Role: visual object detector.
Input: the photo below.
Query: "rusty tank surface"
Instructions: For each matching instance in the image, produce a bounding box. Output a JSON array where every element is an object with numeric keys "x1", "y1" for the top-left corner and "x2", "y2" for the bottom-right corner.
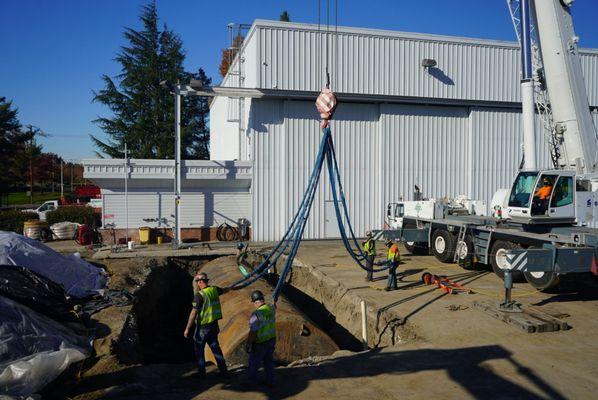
[{"x1": 197, "y1": 256, "x2": 339, "y2": 365}]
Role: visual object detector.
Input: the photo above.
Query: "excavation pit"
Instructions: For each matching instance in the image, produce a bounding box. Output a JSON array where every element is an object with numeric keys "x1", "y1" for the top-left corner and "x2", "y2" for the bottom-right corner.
[{"x1": 109, "y1": 255, "x2": 354, "y2": 367}]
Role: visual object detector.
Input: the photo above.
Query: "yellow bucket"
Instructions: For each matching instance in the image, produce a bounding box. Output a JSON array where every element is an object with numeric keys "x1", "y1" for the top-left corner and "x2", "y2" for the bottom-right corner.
[{"x1": 139, "y1": 227, "x2": 151, "y2": 245}]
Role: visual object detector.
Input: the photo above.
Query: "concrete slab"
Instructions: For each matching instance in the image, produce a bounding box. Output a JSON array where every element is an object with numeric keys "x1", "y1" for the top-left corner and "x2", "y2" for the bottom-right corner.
[{"x1": 284, "y1": 240, "x2": 598, "y2": 399}]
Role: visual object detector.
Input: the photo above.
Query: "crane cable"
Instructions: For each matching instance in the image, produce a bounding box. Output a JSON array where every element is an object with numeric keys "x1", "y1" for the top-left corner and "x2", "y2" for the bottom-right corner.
[{"x1": 226, "y1": 0, "x2": 393, "y2": 302}]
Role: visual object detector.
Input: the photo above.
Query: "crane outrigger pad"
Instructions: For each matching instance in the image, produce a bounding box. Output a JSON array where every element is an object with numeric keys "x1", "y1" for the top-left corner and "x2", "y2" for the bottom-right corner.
[{"x1": 473, "y1": 300, "x2": 570, "y2": 333}]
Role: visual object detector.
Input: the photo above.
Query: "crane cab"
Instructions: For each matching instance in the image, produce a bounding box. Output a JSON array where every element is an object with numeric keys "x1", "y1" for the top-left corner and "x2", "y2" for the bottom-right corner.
[{"x1": 507, "y1": 169, "x2": 577, "y2": 223}]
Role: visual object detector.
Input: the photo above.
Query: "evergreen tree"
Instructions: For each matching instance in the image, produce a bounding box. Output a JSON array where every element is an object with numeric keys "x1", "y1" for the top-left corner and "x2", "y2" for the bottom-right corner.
[
  {"x1": 183, "y1": 68, "x2": 211, "y2": 159},
  {"x1": 91, "y1": 3, "x2": 211, "y2": 159},
  {"x1": 0, "y1": 97, "x2": 28, "y2": 195},
  {"x1": 280, "y1": 11, "x2": 291, "y2": 22}
]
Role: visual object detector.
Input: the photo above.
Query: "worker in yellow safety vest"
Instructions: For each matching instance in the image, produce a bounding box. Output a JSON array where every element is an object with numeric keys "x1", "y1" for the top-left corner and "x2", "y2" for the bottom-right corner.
[
  {"x1": 184, "y1": 272, "x2": 230, "y2": 379},
  {"x1": 245, "y1": 290, "x2": 276, "y2": 387},
  {"x1": 362, "y1": 230, "x2": 376, "y2": 282},
  {"x1": 385, "y1": 239, "x2": 401, "y2": 291}
]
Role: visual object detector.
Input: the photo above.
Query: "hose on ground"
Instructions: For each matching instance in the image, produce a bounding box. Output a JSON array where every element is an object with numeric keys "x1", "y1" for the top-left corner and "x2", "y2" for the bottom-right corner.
[{"x1": 216, "y1": 223, "x2": 238, "y2": 241}]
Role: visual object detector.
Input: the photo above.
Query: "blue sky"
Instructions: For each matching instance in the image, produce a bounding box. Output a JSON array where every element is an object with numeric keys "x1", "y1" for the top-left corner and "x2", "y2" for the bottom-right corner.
[{"x1": 1, "y1": 0, "x2": 597, "y2": 160}]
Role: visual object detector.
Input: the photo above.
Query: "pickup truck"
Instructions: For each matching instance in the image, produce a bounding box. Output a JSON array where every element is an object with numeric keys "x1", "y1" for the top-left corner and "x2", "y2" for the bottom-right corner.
[
  {"x1": 23, "y1": 200, "x2": 59, "y2": 221},
  {"x1": 23, "y1": 198, "x2": 102, "y2": 221}
]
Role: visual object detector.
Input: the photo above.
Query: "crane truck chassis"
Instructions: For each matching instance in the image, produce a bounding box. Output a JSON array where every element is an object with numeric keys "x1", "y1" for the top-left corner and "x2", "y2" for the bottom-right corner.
[
  {"x1": 375, "y1": 208, "x2": 598, "y2": 291},
  {"x1": 375, "y1": 0, "x2": 598, "y2": 292}
]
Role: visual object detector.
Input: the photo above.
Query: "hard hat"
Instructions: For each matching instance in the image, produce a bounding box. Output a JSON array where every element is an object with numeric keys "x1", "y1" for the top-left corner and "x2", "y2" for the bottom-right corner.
[
  {"x1": 251, "y1": 290, "x2": 265, "y2": 302},
  {"x1": 366, "y1": 230, "x2": 372, "y2": 237},
  {"x1": 385, "y1": 239, "x2": 393, "y2": 246},
  {"x1": 236, "y1": 242, "x2": 245, "y2": 250}
]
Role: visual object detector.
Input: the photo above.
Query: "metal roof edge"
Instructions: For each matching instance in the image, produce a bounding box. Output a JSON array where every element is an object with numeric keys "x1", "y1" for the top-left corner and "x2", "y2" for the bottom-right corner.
[
  {"x1": 250, "y1": 19, "x2": 520, "y2": 49},
  {"x1": 250, "y1": 19, "x2": 598, "y2": 54}
]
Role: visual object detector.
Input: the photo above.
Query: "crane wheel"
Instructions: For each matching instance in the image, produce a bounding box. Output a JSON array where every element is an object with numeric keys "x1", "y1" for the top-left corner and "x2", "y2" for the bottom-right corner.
[
  {"x1": 524, "y1": 271, "x2": 560, "y2": 291},
  {"x1": 489, "y1": 240, "x2": 525, "y2": 282},
  {"x1": 456, "y1": 234, "x2": 476, "y2": 270},
  {"x1": 431, "y1": 229, "x2": 456, "y2": 263}
]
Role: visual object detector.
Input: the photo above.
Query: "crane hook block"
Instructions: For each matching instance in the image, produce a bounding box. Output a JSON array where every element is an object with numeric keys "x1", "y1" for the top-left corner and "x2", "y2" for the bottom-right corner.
[{"x1": 316, "y1": 88, "x2": 337, "y2": 129}]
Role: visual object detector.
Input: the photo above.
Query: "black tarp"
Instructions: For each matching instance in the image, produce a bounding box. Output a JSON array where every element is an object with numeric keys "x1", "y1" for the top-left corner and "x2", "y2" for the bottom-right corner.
[{"x1": 0, "y1": 265, "x2": 78, "y2": 323}]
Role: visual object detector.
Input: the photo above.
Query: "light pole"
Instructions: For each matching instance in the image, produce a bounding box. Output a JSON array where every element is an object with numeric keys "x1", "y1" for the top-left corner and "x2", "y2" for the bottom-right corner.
[
  {"x1": 60, "y1": 160, "x2": 64, "y2": 198},
  {"x1": 25, "y1": 125, "x2": 47, "y2": 204},
  {"x1": 173, "y1": 85, "x2": 182, "y2": 249},
  {"x1": 124, "y1": 143, "x2": 129, "y2": 246}
]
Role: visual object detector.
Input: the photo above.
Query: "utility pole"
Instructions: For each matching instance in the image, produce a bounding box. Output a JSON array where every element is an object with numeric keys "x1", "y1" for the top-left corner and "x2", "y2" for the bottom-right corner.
[
  {"x1": 24, "y1": 125, "x2": 47, "y2": 203},
  {"x1": 70, "y1": 163, "x2": 74, "y2": 192},
  {"x1": 124, "y1": 144, "x2": 129, "y2": 245},
  {"x1": 173, "y1": 85, "x2": 182, "y2": 249},
  {"x1": 28, "y1": 126, "x2": 33, "y2": 204},
  {"x1": 60, "y1": 160, "x2": 64, "y2": 198}
]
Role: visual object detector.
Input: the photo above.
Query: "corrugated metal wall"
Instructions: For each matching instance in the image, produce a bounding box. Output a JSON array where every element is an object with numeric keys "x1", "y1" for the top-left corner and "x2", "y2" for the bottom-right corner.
[
  {"x1": 284, "y1": 101, "x2": 380, "y2": 239},
  {"x1": 251, "y1": 99, "x2": 381, "y2": 241},
  {"x1": 380, "y1": 104, "x2": 469, "y2": 209},
  {"x1": 580, "y1": 51, "x2": 598, "y2": 106},
  {"x1": 102, "y1": 191, "x2": 251, "y2": 229},
  {"x1": 253, "y1": 23, "x2": 598, "y2": 106},
  {"x1": 245, "y1": 22, "x2": 598, "y2": 241},
  {"x1": 251, "y1": 100, "x2": 287, "y2": 241},
  {"x1": 250, "y1": 98, "x2": 585, "y2": 241},
  {"x1": 468, "y1": 108, "x2": 553, "y2": 208}
]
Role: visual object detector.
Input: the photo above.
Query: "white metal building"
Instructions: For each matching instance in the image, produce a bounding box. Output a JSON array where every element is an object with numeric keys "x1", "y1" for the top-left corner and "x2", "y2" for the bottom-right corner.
[
  {"x1": 85, "y1": 20, "x2": 598, "y2": 242},
  {"x1": 211, "y1": 20, "x2": 598, "y2": 241},
  {"x1": 83, "y1": 159, "x2": 252, "y2": 241}
]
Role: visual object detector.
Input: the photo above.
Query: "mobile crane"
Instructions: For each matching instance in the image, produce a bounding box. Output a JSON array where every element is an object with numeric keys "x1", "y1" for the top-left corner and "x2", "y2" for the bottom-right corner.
[{"x1": 382, "y1": 0, "x2": 598, "y2": 290}]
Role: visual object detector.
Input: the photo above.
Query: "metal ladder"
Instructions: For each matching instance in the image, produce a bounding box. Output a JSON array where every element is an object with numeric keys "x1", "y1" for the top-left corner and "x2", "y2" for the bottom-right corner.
[{"x1": 454, "y1": 225, "x2": 467, "y2": 262}]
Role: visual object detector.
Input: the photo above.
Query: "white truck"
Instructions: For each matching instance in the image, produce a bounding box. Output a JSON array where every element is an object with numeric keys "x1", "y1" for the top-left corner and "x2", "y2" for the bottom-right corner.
[
  {"x1": 22, "y1": 199, "x2": 102, "y2": 221},
  {"x1": 379, "y1": 0, "x2": 598, "y2": 291},
  {"x1": 23, "y1": 200, "x2": 59, "y2": 221}
]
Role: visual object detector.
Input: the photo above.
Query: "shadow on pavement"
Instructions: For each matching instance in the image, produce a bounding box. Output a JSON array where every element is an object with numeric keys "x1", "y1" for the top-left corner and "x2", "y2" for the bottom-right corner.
[
  {"x1": 533, "y1": 274, "x2": 598, "y2": 306},
  {"x1": 222, "y1": 345, "x2": 566, "y2": 400},
  {"x1": 53, "y1": 345, "x2": 565, "y2": 400}
]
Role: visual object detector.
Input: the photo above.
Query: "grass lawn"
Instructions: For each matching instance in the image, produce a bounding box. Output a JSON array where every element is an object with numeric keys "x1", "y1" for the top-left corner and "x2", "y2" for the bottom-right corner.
[{"x1": 7, "y1": 192, "x2": 62, "y2": 206}]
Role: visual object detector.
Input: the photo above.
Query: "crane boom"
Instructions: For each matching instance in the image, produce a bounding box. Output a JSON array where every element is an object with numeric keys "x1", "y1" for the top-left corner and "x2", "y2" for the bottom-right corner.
[{"x1": 533, "y1": 0, "x2": 598, "y2": 174}]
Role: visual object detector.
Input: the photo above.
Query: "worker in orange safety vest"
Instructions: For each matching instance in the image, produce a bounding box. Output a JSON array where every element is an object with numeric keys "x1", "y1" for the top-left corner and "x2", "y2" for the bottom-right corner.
[
  {"x1": 385, "y1": 239, "x2": 400, "y2": 291},
  {"x1": 535, "y1": 177, "x2": 554, "y2": 200}
]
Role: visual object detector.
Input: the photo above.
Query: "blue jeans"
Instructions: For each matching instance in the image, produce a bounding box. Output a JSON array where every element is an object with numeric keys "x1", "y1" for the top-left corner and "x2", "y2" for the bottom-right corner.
[
  {"x1": 365, "y1": 255, "x2": 375, "y2": 281},
  {"x1": 248, "y1": 339, "x2": 275, "y2": 384},
  {"x1": 193, "y1": 322, "x2": 227, "y2": 376},
  {"x1": 387, "y1": 261, "x2": 398, "y2": 289}
]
